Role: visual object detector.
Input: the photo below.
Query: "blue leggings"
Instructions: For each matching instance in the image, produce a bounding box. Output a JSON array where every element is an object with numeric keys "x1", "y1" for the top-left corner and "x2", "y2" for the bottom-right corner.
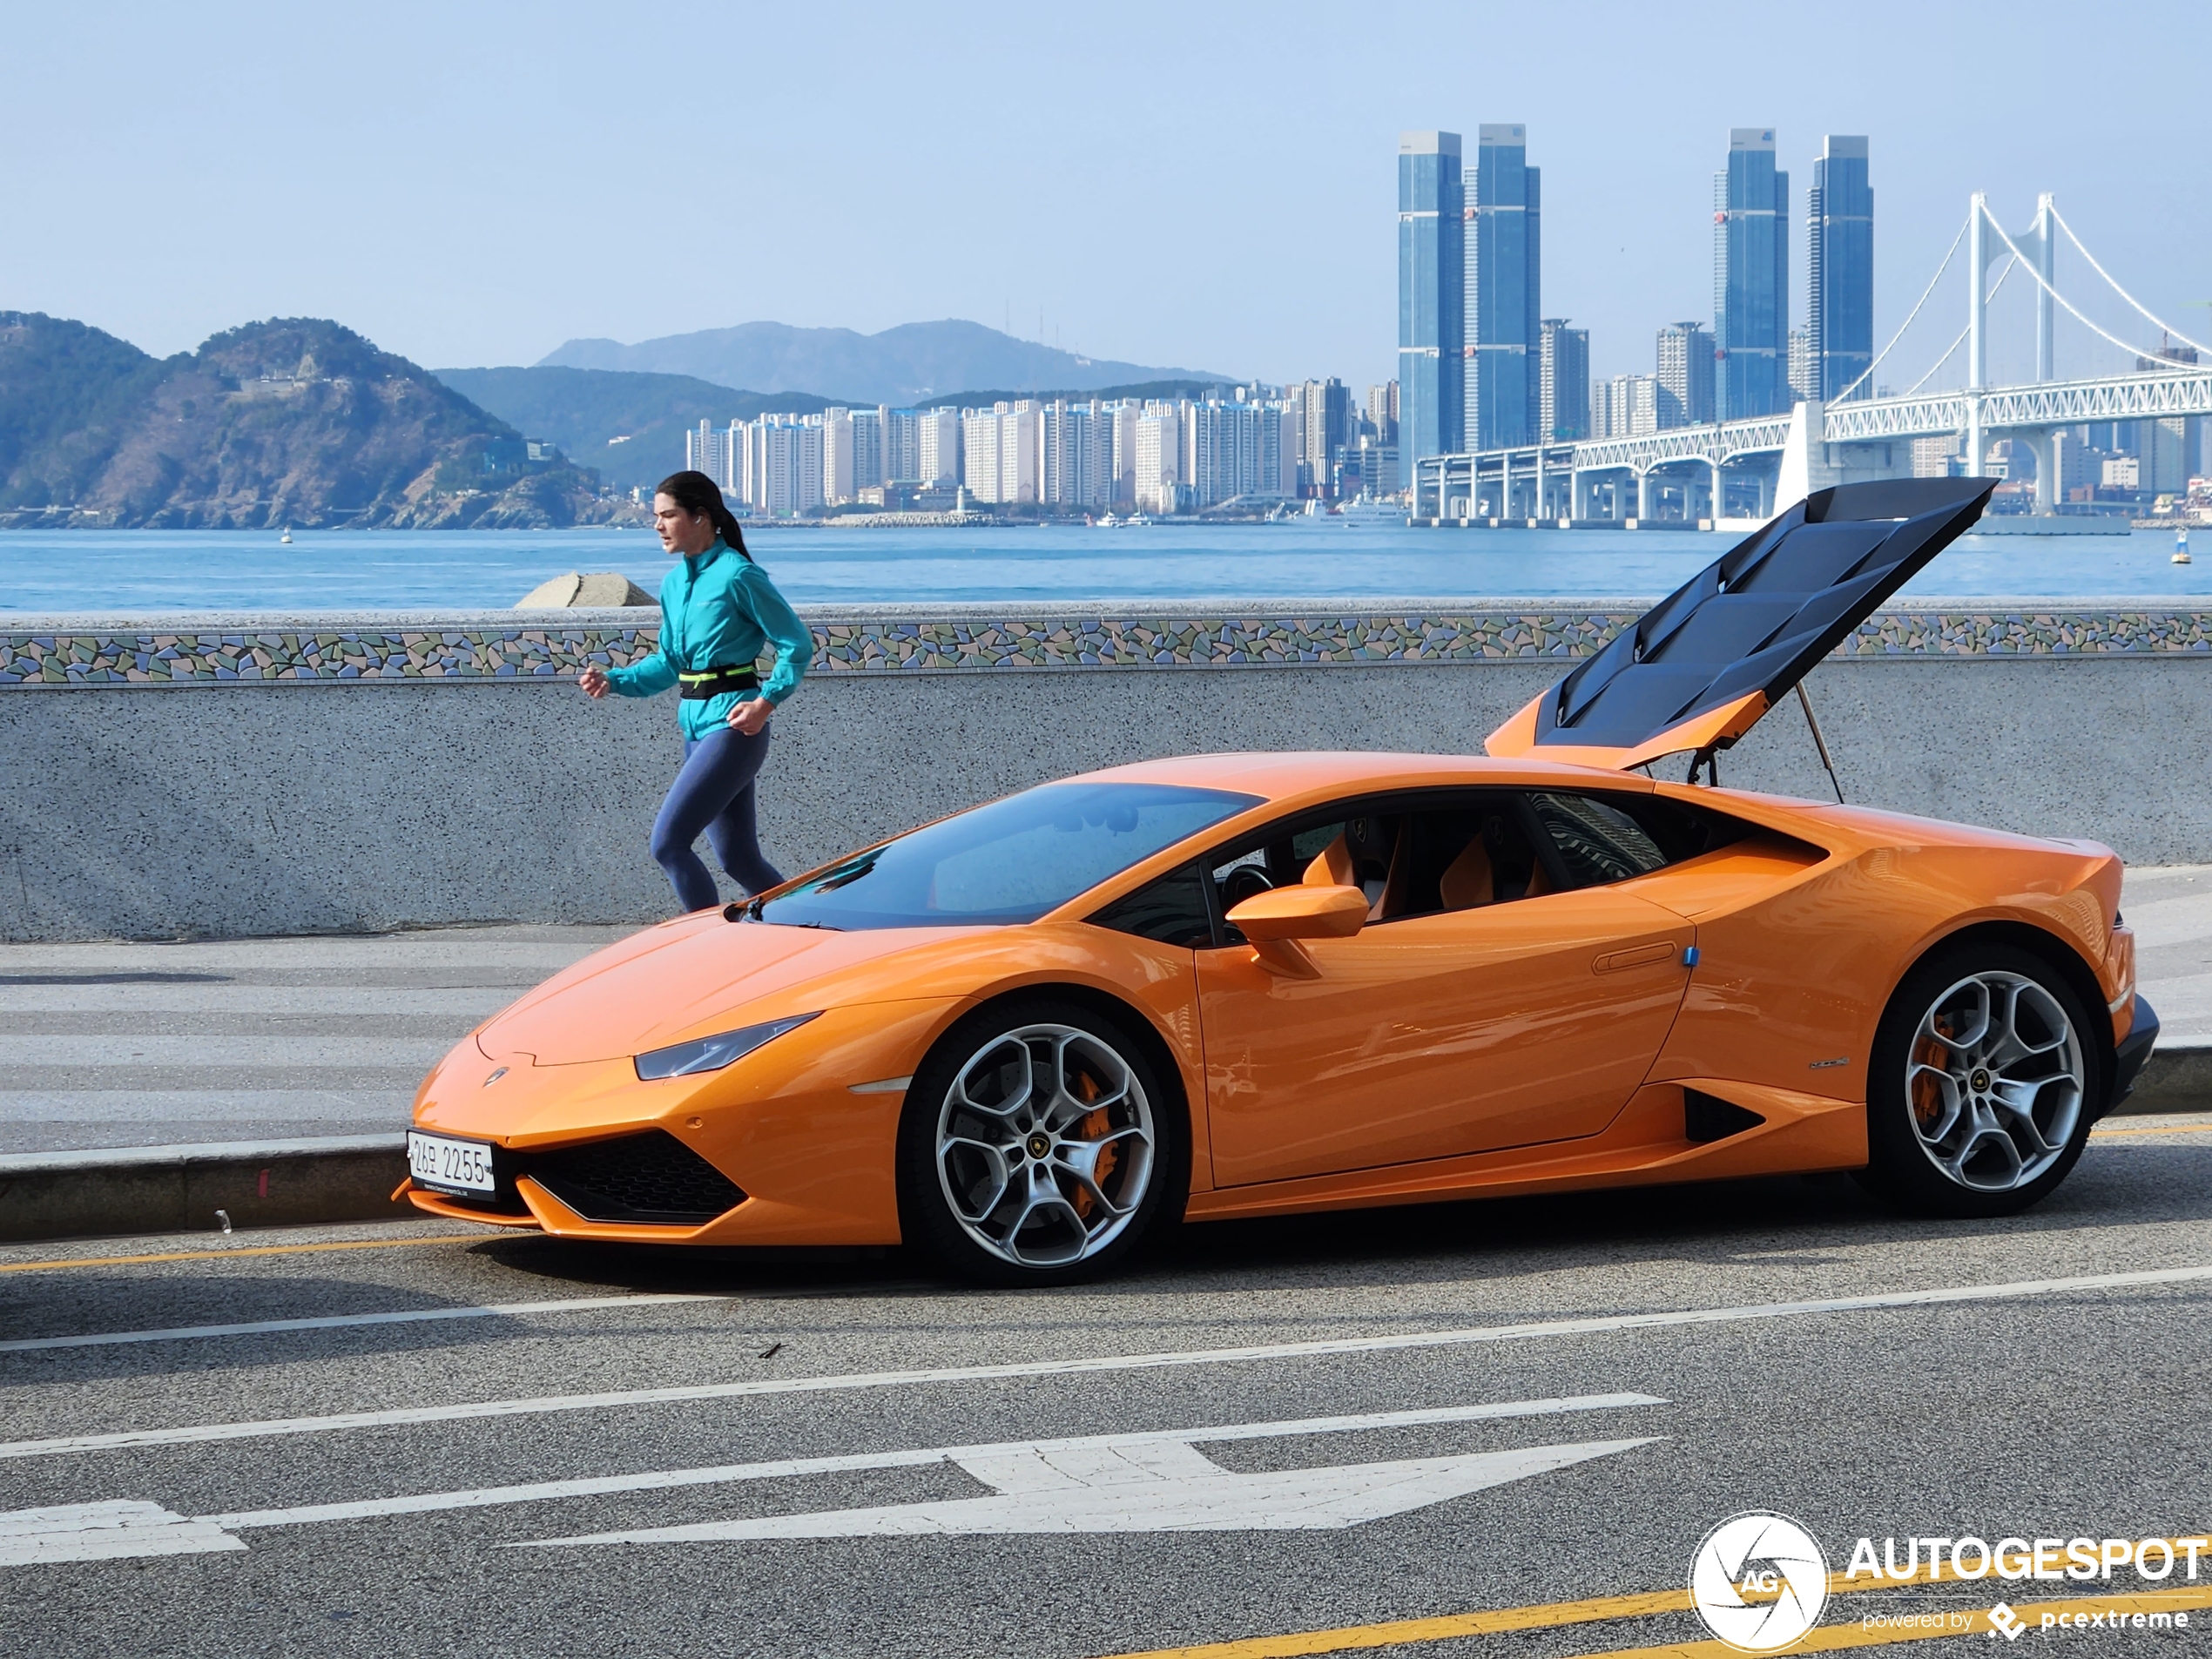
[{"x1": 649, "y1": 725, "x2": 783, "y2": 911}]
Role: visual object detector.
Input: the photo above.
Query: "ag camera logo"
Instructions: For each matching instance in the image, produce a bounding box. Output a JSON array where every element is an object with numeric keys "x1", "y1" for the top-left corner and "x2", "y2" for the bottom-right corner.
[{"x1": 1690, "y1": 1511, "x2": 1831, "y2": 1651}]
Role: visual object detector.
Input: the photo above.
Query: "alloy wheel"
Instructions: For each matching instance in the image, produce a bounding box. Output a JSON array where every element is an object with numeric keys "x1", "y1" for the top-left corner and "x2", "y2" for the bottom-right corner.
[
  {"x1": 1905, "y1": 970, "x2": 2085, "y2": 1192},
  {"x1": 934, "y1": 1022, "x2": 1157, "y2": 1268}
]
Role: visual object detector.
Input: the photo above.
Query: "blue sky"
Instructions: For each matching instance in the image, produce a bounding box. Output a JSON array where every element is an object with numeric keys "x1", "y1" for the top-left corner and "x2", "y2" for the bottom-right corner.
[{"x1": 5, "y1": 0, "x2": 2205, "y2": 394}]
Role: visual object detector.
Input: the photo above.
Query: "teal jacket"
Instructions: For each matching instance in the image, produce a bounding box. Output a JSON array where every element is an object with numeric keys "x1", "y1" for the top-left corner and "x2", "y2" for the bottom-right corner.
[{"x1": 605, "y1": 539, "x2": 812, "y2": 740}]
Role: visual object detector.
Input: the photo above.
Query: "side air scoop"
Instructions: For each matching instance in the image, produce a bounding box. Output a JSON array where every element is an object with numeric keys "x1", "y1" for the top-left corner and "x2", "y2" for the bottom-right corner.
[{"x1": 1486, "y1": 476, "x2": 1994, "y2": 772}]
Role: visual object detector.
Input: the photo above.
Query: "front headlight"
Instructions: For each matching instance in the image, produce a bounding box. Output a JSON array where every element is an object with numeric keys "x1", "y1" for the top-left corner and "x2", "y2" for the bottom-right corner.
[{"x1": 634, "y1": 1013, "x2": 819, "y2": 1081}]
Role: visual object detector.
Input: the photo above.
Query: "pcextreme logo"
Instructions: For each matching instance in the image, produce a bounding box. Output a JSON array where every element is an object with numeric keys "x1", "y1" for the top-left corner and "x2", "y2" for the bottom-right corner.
[{"x1": 1689, "y1": 1512, "x2": 1831, "y2": 1652}]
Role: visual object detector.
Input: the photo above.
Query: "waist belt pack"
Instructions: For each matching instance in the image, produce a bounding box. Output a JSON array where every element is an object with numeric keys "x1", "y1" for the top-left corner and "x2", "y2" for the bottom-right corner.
[{"x1": 678, "y1": 665, "x2": 760, "y2": 700}]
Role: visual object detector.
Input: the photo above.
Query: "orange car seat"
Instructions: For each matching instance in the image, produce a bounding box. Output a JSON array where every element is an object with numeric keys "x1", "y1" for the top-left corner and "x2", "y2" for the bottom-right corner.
[{"x1": 1437, "y1": 836, "x2": 1495, "y2": 910}]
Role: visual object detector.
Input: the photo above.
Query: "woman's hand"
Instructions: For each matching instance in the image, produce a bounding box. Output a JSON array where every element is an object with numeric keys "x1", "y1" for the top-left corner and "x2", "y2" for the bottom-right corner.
[
  {"x1": 727, "y1": 695, "x2": 772, "y2": 736},
  {"x1": 578, "y1": 664, "x2": 610, "y2": 699}
]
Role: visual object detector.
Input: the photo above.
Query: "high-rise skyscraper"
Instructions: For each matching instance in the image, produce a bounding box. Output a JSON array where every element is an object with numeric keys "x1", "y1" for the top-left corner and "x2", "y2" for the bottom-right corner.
[
  {"x1": 1398, "y1": 131, "x2": 1464, "y2": 466},
  {"x1": 1299, "y1": 378, "x2": 1351, "y2": 498},
  {"x1": 1713, "y1": 127, "x2": 1789, "y2": 421},
  {"x1": 1467, "y1": 124, "x2": 1541, "y2": 450},
  {"x1": 1809, "y1": 136, "x2": 1872, "y2": 402},
  {"x1": 1787, "y1": 328, "x2": 1815, "y2": 405},
  {"x1": 1656, "y1": 322, "x2": 1715, "y2": 428},
  {"x1": 1366, "y1": 381, "x2": 1399, "y2": 445},
  {"x1": 1537, "y1": 320, "x2": 1588, "y2": 441}
]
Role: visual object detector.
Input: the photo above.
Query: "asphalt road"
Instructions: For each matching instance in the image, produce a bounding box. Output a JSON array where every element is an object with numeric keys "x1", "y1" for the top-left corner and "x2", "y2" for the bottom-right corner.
[{"x1": 4, "y1": 1117, "x2": 2210, "y2": 1658}]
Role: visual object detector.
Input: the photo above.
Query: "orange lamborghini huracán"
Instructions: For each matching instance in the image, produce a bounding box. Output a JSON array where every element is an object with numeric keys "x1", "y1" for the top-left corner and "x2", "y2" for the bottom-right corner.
[{"x1": 405, "y1": 478, "x2": 2157, "y2": 1283}]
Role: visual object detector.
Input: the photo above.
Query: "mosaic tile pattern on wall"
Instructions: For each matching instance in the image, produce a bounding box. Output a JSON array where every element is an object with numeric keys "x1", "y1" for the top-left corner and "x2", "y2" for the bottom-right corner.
[{"x1": 3, "y1": 610, "x2": 2211, "y2": 685}]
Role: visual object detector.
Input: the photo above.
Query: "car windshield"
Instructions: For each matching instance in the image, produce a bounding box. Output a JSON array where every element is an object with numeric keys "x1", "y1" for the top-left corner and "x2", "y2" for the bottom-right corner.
[{"x1": 755, "y1": 781, "x2": 1261, "y2": 931}]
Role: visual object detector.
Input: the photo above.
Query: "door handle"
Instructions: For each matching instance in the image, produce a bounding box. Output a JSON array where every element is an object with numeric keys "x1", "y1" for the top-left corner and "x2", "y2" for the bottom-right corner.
[{"x1": 1593, "y1": 941, "x2": 1679, "y2": 974}]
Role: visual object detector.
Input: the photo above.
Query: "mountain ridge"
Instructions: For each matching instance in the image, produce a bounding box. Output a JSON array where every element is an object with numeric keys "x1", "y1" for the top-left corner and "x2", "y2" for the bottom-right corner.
[
  {"x1": 537, "y1": 318, "x2": 1226, "y2": 407},
  {"x1": 0, "y1": 314, "x2": 623, "y2": 529}
]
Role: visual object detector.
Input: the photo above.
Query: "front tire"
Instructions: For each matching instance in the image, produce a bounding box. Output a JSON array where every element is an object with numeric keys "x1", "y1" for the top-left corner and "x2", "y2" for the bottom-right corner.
[
  {"x1": 1861, "y1": 942, "x2": 2101, "y2": 1218},
  {"x1": 897, "y1": 999, "x2": 1184, "y2": 1285}
]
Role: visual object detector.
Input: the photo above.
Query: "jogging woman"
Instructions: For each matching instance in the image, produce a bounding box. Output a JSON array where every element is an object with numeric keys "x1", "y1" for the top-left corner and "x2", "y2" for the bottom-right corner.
[{"x1": 578, "y1": 470, "x2": 811, "y2": 911}]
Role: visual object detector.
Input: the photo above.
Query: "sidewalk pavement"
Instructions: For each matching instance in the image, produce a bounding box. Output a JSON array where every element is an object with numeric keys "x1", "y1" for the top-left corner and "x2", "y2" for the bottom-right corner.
[
  {"x1": 2, "y1": 874, "x2": 2209, "y2": 1239},
  {"x1": 0, "y1": 926, "x2": 626, "y2": 1157}
]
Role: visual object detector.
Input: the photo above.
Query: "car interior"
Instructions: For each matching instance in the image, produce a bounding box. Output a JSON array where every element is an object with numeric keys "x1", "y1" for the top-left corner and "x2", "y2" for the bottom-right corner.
[{"x1": 1206, "y1": 789, "x2": 1745, "y2": 934}]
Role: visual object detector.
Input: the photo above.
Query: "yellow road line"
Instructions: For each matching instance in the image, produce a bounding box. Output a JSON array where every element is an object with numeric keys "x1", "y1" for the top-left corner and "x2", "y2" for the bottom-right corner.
[
  {"x1": 0, "y1": 1234, "x2": 492, "y2": 1275},
  {"x1": 1104, "y1": 1589, "x2": 1692, "y2": 1659},
  {"x1": 2092, "y1": 1119, "x2": 2212, "y2": 1136},
  {"x1": 1103, "y1": 1552, "x2": 2212, "y2": 1659},
  {"x1": 1567, "y1": 1587, "x2": 2212, "y2": 1659}
]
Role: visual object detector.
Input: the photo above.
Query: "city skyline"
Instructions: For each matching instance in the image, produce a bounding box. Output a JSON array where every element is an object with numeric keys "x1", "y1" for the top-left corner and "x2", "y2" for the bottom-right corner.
[{"x1": 2, "y1": 1, "x2": 2203, "y2": 395}]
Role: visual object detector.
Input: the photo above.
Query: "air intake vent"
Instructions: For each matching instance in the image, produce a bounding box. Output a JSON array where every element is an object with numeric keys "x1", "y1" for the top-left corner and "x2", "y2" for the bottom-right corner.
[
  {"x1": 1684, "y1": 1089, "x2": 1765, "y2": 1144},
  {"x1": 523, "y1": 1130, "x2": 745, "y2": 1224}
]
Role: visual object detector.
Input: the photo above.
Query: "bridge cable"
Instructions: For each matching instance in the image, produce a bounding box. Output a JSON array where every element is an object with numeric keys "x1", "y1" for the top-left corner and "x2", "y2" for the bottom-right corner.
[
  {"x1": 1982, "y1": 213, "x2": 2176, "y2": 368},
  {"x1": 1903, "y1": 258, "x2": 2017, "y2": 396},
  {"x1": 1831, "y1": 213, "x2": 1970, "y2": 404},
  {"x1": 2047, "y1": 202, "x2": 2212, "y2": 360}
]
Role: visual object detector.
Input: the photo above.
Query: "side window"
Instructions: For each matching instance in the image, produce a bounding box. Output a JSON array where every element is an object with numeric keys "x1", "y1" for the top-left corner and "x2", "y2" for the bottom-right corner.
[
  {"x1": 1200, "y1": 793, "x2": 1555, "y2": 929},
  {"x1": 1087, "y1": 863, "x2": 1215, "y2": 948},
  {"x1": 1525, "y1": 792, "x2": 1741, "y2": 887}
]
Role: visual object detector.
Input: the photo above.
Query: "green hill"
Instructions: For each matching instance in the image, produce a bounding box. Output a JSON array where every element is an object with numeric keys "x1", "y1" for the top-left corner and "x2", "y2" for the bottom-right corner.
[{"x1": 0, "y1": 314, "x2": 624, "y2": 529}]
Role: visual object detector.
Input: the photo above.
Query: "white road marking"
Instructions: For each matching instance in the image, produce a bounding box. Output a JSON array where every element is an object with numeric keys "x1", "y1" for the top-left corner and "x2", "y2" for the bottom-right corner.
[
  {"x1": 2, "y1": 1035, "x2": 451, "y2": 1068},
  {"x1": 203, "y1": 1394, "x2": 1657, "y2": 1531},
  {"x1": 517, "y1": 1435, "x2": 1661, "y2": 1544},
  {"x1": 7, "y1": 1263, "x2": 2207, "y2": 1463},
  {"x1": 0, "y1": 1501, "x2": 246, "y2": 1567},
  {"x1": 0, "y1": 1292, "x2": 727, "y2": 1355},
  {"x1": 0, "y1": 1395, "x2": 1662, "y2": 1563},
  {"x1": 0, "y1": 986, "x2": 514, "y2": 1015}
]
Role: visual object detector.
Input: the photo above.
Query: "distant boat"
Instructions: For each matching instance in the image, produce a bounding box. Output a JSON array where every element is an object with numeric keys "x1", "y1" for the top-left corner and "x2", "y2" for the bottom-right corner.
[
  {"x1": 1332, "y1": 495, "x2": 1406, "y2": 523},
  {"x1": 1094, "y1": 511, "x2": 1123, "y2": 529},
  {"x1": 1125, "y1": 512, "x2": 1153, "y2": 527},
  {"x1": 279, "y1": 526, "x2": 293, "y2": 544},
  {"x1": 2176, "y1": 528, "x2": 2192, "y2": 564}
]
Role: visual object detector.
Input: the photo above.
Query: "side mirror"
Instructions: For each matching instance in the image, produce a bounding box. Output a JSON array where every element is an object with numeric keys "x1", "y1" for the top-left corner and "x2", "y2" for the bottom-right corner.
[{"x1": 1225, "y1": 884, "x2": 1368, "y2": 941}]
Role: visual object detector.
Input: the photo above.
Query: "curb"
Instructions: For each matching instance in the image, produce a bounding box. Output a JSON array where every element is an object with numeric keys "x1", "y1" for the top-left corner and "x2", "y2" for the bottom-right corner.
[
  {"x1": 2114, "y1": 1042, "x2": 2212, "y2": 1116},
  {"x1": 0, "y1": 1136, "x2": 408, "y2": 1244}
]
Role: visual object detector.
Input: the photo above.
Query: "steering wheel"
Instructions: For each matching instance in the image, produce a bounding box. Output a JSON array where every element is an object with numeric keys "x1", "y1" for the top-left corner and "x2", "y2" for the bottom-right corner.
[{"x1": 1221, "y1": 866, "x2": 1275, "y2": 909}]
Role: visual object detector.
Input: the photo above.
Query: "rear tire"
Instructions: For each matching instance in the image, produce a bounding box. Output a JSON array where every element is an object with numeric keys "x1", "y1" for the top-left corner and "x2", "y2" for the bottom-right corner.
[
  {"x1": 1860, "y1": 942, "x2": 2101, "y2": 1218},
  {"x1": 897, "y1": 998, "x2": 1186, "y2": 1286}
]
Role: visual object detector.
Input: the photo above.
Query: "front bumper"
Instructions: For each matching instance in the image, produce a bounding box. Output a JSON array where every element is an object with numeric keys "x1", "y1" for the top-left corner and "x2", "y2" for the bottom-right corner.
[{"x1": 2107, "y1": 993, "x2": 2161, "y2": 1116}]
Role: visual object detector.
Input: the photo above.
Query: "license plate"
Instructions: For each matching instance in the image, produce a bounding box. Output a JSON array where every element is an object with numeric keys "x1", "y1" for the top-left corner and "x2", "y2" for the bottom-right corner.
[{"x1": 408, "y1": 1130, "x2": 496, "y2": 1193}]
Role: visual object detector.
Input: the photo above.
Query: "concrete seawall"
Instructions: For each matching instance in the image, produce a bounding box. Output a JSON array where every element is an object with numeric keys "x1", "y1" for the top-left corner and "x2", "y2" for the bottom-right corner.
[{"x1": 4, "y1": 604, "x2": 2209, "y2": 941}]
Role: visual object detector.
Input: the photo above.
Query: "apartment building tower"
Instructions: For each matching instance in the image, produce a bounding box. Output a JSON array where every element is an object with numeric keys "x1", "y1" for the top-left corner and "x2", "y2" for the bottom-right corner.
[
  {"x1": 1537, "y1": 320, "x2": 1588, "y2": 442},
  {"x1": 1398, "y1": 131, "x2": 1465, "y2": 467},
  {"x1": 1466, "y1": 123, "x2": 1541, "y2": 450},
  {"x1": 1656, "y1": 322, "x2": 1715, "y2": 428},
  {"x1": 1714, "y1": 127, "x2": 1790, "y2": 420},
  {"x1": 1808, "y1": 135, "x2": 1873, "y2": 401}
]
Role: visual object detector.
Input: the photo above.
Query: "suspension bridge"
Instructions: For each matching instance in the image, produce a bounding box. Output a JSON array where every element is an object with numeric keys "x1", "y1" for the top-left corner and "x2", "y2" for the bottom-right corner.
[{"x1": 1412, "y1": 193, "x2": 2212, "y2": 526}]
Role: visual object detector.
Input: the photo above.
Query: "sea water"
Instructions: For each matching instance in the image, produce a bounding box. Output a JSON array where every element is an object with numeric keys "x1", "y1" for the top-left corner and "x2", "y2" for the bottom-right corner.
[{"x1": 1, "y1": 521, "x2": 2202, "y2": 614}]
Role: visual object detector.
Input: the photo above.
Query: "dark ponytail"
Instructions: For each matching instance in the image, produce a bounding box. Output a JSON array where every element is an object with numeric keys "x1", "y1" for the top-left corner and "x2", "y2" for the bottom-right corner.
[{"x1": 656, "y1": 470, "x2": 751, "y2": 559}]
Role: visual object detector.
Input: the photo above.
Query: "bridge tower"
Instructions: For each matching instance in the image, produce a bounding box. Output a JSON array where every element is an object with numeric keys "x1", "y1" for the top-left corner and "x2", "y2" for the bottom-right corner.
[
  {"x1": 2034, "y1": 192, "x2": 2056, "y2": 382},
  {"x1": 1967, "y1": 192, "x2": 1987, "y2": 483}
]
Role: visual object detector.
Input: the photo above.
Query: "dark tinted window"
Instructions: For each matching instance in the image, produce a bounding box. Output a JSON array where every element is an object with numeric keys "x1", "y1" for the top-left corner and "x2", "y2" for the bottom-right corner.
[
  {"x1": 1526, "y1": 791, "x2": 1743, "y2": 888},
  {"x1": 1089, "y1": 863, "x2": 1214, "y2": 948},
  {"x1": 1200, "y1": 792, "x2": 1550, "y2": 929},
  {"x1": 757, "y1": 782, "x2": 1259, "y2": 931}
]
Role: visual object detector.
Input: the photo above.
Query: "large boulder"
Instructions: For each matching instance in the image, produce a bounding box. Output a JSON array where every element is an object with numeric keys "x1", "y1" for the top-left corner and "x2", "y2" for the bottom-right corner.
[{"x1": 516, "y1": 571, "x2": 655, "y2": 608}]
